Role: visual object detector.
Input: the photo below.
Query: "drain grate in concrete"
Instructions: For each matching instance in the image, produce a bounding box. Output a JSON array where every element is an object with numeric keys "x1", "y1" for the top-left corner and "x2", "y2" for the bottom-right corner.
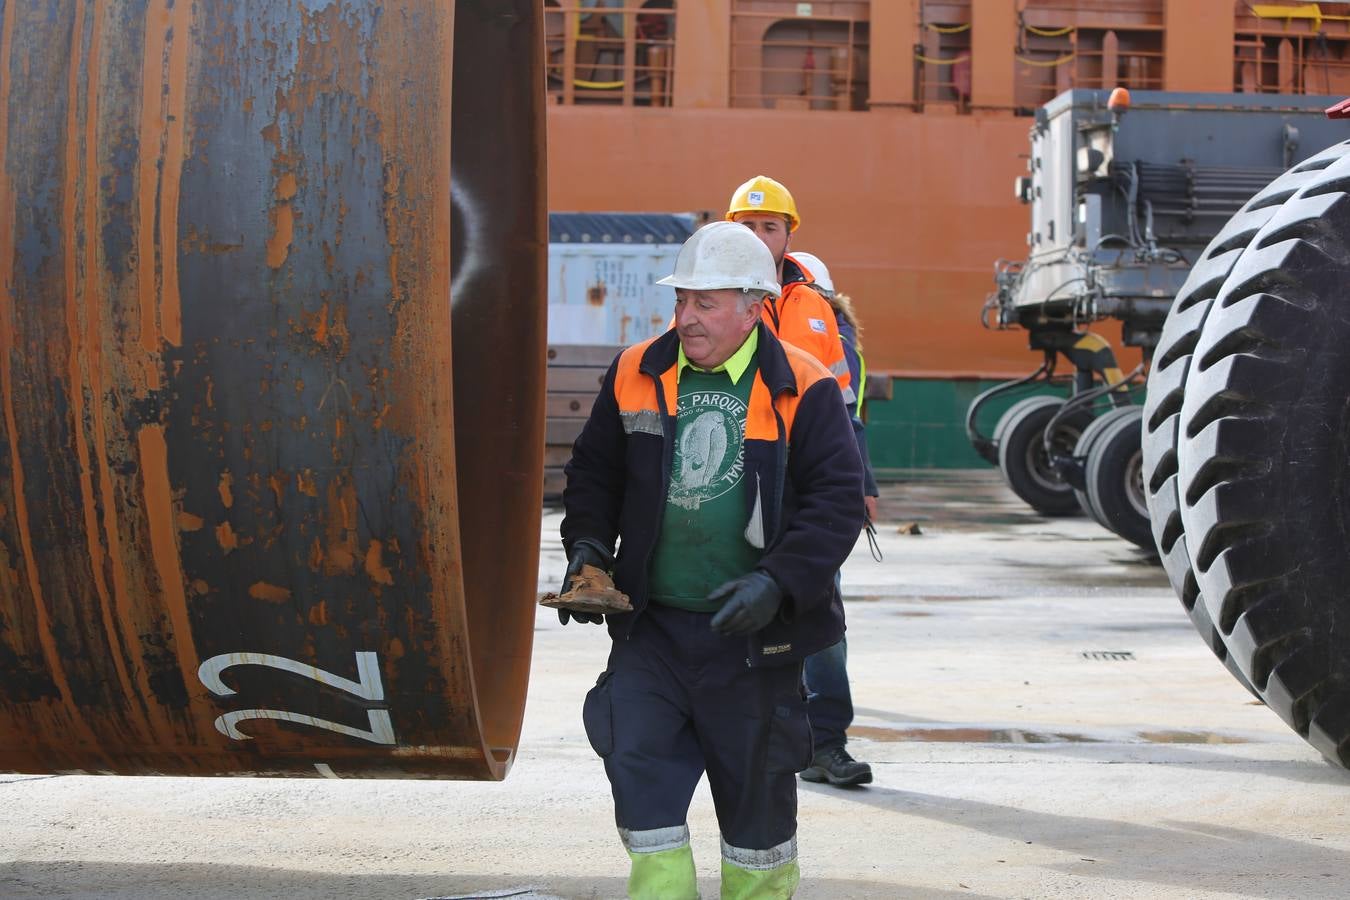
[{"x1": 1081, "y1": 650, "x2": 1135, "y2": 661}]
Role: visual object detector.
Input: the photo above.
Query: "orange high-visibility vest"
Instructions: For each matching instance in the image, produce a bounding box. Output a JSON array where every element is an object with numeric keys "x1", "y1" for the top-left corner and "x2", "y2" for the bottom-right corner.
[{"x1": 762, "y1": 282, "x2": 853, "y2": 405}]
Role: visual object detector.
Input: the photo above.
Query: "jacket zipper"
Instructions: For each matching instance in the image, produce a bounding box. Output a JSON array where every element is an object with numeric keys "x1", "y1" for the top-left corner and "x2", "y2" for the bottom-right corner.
[
  {"x1": 766, "y1": 295, "x2": 782, "y2": 334},
  {"x1": 747, "y1": 404, "x2": 790, "y2": 668},
  {"x1": 628, "y1": 363, "x2": 674, "y2": 641}
]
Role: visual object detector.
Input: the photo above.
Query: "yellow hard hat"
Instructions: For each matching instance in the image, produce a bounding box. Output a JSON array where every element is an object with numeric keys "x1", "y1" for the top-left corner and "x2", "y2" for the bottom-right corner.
[{"x1": 726, "y1": 175, "x2": 800, "y2": 232}]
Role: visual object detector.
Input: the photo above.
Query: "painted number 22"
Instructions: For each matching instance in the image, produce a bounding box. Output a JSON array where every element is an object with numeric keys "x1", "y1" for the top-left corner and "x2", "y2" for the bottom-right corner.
[{"x1": 197, "y1": 651, "x2": 396, "y2": 745}]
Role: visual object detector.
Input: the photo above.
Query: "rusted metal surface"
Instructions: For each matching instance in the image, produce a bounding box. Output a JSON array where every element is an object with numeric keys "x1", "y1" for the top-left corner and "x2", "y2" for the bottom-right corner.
[
  {"x1": 0, "y1": 0, "x2": 546, "y2": 779},
  {"x1": 449, "y1": 0, "x2": 548, "y2": 773}
]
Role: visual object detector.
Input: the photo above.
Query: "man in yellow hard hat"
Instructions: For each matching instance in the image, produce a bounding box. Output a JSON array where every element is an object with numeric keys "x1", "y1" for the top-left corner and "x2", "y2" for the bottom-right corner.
[
  {"x1": 725, "y1": 175, "x2": 853, "y2": 409},
  {"x1": 727, "y1": 176, "x2": 873, "y2": 788}
]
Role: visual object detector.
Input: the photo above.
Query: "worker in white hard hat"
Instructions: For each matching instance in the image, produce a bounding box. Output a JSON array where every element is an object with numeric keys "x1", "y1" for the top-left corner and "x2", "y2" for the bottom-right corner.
[
  {"x1": 782, "y1": 250, "x2": 881, "y2": 788},
  {"x1": 560, "y1": 220, "x2": 864, "y2": 899},
  {"x1": 790, "y1": 251, "x2": 879, "y2": 520}
]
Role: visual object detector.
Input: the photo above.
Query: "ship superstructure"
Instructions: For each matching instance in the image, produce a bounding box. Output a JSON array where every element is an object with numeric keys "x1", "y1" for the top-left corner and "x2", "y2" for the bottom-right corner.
[{"x1": 544, "y1": 0, "x2": 1350, "y2": 466}]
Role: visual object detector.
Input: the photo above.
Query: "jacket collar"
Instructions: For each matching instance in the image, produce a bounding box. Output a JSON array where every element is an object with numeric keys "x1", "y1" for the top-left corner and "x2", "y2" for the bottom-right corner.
[
  {"x1": 641, "y1": 321, "x2": 797, "y2": 399},
  {"x1": 676, "y1": 326, "x2": 759, "y2": 385},
  {"x1": 781, "y1": 254, "x2": 809, "y2": 287}
]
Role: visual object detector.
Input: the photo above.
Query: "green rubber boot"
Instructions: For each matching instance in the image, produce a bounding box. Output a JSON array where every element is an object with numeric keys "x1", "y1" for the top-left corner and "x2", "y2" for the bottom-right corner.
[
  {"x1": 719, "y1": 838, "x2": 800, "y2": 899},
  {"x1": 624, "y1": 826, "x2": 699, "y2": 899}
]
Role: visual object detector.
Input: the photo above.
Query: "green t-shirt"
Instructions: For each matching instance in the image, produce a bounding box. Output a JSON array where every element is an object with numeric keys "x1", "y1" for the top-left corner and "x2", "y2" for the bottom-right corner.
[{"x1": 648, "y1": 339, "x2": 763, "y2": 612}]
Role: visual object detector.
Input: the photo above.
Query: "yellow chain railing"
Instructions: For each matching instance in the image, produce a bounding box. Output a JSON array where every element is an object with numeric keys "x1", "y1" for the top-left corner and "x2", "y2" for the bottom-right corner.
[
  {"x1": 1025, "y1": 23, "x2": 1074, "y2": 37},
  {"x1": 1016, "y1": 52, "x2": 1076, "y2": 67},
  {"x1": 1251, "y1": 3, "x2": 1350, "y2": 31},
  {"x1": 915, "y1": 52, "x2": 970, "y2": 65}
]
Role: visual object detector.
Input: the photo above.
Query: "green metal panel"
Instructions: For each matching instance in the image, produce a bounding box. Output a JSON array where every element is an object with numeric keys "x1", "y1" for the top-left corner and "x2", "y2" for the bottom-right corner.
[{"x1": 866, "y1": 379, "x2": 1069, "y2": 472}]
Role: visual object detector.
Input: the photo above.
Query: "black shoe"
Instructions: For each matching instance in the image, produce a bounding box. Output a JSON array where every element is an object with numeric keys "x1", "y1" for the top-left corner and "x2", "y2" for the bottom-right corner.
[{"x1": 799, "y1": 746, "x2": 872, "y2": 786}]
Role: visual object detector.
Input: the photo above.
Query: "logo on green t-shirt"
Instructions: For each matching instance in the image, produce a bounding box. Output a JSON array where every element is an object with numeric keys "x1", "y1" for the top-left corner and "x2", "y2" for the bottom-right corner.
[{"x1": 669, "y1": 390, "x2": 747, "y2": 510}]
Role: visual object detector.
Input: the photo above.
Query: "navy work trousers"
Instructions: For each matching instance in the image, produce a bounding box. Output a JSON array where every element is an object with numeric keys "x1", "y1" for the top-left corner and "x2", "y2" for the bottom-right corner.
[
  {"x1": 804, "y1": 572, "x2": 853, "y2": 751},
  {"x1": 582, "y1": 603, "x2": 812, "y2": 852},
  {"x1": 803, "y1": 636, "x2": 852, "y2": 751}
]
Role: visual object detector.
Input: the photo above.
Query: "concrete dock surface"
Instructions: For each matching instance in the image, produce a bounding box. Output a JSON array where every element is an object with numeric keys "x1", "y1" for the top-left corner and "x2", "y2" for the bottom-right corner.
[{"x1": 3, "y1": 472, "x2": 1348, "y2": 899}]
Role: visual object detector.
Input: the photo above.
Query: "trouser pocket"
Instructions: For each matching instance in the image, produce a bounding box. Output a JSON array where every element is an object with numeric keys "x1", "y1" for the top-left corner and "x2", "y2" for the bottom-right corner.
[
  {"x1": 582, "y1": 669, "x2": 615, "y2": 758},
  {"x1": 765, "y1": 695, "x2": 813, "y2": 774}
]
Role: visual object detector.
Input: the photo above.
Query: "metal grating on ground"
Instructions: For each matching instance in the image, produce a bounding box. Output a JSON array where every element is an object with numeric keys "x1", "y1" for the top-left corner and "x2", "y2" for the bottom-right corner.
[{"x1": 1081, "y1": 650, "x2": 1135, "y2": 661}]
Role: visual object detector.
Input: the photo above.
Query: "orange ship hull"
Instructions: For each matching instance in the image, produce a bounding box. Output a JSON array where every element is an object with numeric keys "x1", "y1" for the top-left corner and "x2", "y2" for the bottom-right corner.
[
  {"x1": 548, "y1": 104, "x2": 1047, "y2": 377},
  {"x1": 543, "y1": 0, "x2": 1350, "y2": 381},
  {"x1": 545, "y1": 0, "x2": 1347, "y2": 467}
]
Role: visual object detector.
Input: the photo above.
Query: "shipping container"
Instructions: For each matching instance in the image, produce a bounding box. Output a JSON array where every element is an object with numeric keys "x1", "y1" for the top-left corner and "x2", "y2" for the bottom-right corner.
[{"x1": 547, "y1": 212, "x2": 695, "y2": 345}]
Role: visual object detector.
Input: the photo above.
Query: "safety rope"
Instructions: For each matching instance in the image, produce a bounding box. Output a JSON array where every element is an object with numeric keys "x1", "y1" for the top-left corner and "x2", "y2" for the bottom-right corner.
[
  {"x1": 924, "y1": 22, "x2": 971, "y2": 34},
  {"x1": 1024, "y1": 23, "x2": 1075, "y2": 37},
  {"x1": 1016, "y1": 52, "x2": 1076, "y2": 67},
  {"x1": 915, "y1": 52, "x2": 970, "y2": 65}
]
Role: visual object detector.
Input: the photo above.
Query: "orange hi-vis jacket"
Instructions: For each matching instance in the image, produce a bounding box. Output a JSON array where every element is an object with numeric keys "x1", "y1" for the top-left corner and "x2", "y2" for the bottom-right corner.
[
  {"x1": 561, "y1": 322, "x2": 865, "y2": 665},
  {"x1": 773, "y1": 255, "x2": 853, "y2": 407}
]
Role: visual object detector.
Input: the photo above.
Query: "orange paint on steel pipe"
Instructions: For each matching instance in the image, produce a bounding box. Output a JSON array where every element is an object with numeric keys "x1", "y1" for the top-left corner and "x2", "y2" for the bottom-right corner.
[{"x1": 0, "y1": 0, "x2": 546, "y2": 780}]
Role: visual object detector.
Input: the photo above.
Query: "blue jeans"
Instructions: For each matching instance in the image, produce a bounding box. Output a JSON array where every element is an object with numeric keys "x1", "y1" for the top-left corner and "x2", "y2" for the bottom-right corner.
[{"x1": 805, "y1": 573, "x2": 853, "y2": 751}]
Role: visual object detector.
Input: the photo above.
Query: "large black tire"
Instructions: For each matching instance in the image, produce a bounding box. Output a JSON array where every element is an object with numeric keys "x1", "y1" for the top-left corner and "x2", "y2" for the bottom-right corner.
[
  {"x1": 1072, "y1": 405, "x2": 1142, "y2": 526},
  {"x1": 1142, "y1": 141, "x2": 1350, "y2": 685},
  {"x1": 1084, "y1": 407, "x2": 1152, "y2": 550},
  {"x1": 994, "y1": 396, "x2": 1091, "y2": 516},
  {"x1": 1177, "y1": 146, "x2": 1350, "y2": 766}
]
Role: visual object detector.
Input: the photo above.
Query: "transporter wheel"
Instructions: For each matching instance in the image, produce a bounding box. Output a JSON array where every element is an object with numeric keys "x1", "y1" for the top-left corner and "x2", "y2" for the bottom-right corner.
[
  {"x1": 1177, "y1": 148, "x2": 1350, "y2": 766},
  {"x1": 1142, "y1": 140, "x2": 1350, "y2": 688},
  {"x1": 1072, "y1": 406, "x2": 1143, "y2": 525},
  {"x1": 1084, "y1": 407, "x2": 1152, "y2": 551},
  {"x1": 994, "y1": 397, "x2": 1091, "y2": 516}
]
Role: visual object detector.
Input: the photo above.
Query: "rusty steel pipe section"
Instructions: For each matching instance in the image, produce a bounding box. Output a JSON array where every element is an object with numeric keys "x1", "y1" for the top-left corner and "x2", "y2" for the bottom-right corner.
[{"x1": 0, "y1": 0, "x2": 546, "y2": 779}]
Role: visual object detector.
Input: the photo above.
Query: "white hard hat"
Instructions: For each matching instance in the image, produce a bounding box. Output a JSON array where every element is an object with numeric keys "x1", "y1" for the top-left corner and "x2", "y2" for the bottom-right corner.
[
  {"x1": 789, "y1": 251, "x2": 834, "y2": 297},
  {"x1": 657, "y1": 221, "x2": 781, "y2": 297}
]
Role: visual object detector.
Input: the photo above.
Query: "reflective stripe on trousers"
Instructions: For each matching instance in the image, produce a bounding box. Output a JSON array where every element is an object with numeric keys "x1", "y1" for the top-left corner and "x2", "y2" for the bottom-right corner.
[
  {"x1": 721, "y1": 836, "x2": 801, "y2": 899},
  {"x1": 619, "y1": 827, "x2": 801, "y2": 899}
]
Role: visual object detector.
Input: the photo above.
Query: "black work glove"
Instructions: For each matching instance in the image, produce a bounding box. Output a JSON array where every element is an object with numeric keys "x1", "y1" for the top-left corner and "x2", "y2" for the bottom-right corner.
[
  {"x1": 558, "y1": 539, "x2": 611, "y2": 626},
  {"x1": 707, "y1": 570, "x2": 783, "y2": 636}
]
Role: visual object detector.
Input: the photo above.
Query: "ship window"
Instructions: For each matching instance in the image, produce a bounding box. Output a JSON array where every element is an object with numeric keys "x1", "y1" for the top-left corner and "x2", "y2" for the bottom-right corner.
[
  {"x1": 916, "y1": 2, "x2": 972, "y2": 110},
  {"x1": 545, "y1": 0, "x2": 677, "y2": 106},
  {"x1": 730, "y1": 3, "x2": 870, "y2": 111},
  {"x1": 1234, "y1": 3, "x2": 1350, "y2": 95},
  {"x1": 1014, "y1": 1, "x2": 1164, "y2": 109}
]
